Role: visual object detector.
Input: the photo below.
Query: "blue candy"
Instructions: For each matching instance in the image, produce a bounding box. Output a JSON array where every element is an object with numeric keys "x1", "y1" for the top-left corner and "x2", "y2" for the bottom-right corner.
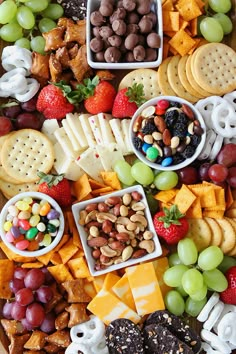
[
  {"x1": 161, "y1": 157, "x2": 173, "y2": 167},
  {"x1": 142, "y1": 143, "x2": 152, "y2": 153}
]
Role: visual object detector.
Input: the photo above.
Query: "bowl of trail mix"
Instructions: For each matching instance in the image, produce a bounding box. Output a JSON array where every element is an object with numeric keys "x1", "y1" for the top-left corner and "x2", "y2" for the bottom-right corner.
[{"x1": 130, "y1": 96, "x2": 206, "y2": 171}]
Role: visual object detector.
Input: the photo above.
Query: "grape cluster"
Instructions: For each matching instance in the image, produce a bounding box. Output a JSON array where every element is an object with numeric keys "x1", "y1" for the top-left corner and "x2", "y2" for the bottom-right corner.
[
  {"x1": 163, "y1": 238, "x2": 228, "y2": 318},
  {"x1": 0, "y1": 95, "x2": 43, "y2": 136},
  {"x1": 2, "y1": 267, "x2": 56, "y2": 331},
  {"x1": 0, "y1": 0, "x2": 64, "y2": 54},
  {"x1": 199, "y1": 0, "x2": 233, "y2": 42}
]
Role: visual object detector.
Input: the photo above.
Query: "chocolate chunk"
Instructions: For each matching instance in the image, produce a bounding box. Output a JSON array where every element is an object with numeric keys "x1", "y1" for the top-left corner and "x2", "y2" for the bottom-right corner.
[
  {"x1": 105, "y1": 318, "x2": 144, "y2": 354},
  {"x1": 57, "y1": 0, "x2": 87, "y2": 20},
  {"x1": 104, "y1": 47, "x2": 121, "y2": 62},
  {"x1": 145, "y1": 310, "x2": 201, "y2": 353},
  {"x1": 143, "y1": 323, "x2": 194, "y2": 354}
]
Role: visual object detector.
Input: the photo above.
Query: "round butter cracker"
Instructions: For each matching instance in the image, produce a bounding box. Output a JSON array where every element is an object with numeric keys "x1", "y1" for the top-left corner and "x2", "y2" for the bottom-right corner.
[
  {"x1": 1, "y1": 129, "x2": 55, "y2": 183},
  {"x1": 166, "y1": 55, "x2": 199, "y2": 103},
  {"x1": 0, "y1": 179, "x2": 39, "y2": 199},
  {"x1": 204, "y1": 217, "x2": 223, "y2": 247},
  {"x1": 186, "y1": 55, "x2": 211, "y2": 97},
  {"x1": 118, "y1": 69, "x2": 162, "y2": 100},
  {"x1": 157, "y1": 57, "x2": 176, "y2": 96},
  {"x1": 191, "y1": 43, "x2": 236, "y2": 95},
  {"x1": 0, "y1": 133, "x2": 22, "y2": 184},
  {"x1": 186, "y1": 218, "x2": 212, "y2": 251},
  {"x1": 216, "y1": 218, "x2": 236, "y2": 254}
]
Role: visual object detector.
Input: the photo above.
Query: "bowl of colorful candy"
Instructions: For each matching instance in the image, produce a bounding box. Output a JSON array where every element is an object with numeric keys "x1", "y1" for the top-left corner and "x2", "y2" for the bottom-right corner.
[
  {"x1": 0, "y1": 192, "x2": 65, "y2": 257},
  {"x1": 130, "y1": 96, "x2": 206, "y2": 171}
]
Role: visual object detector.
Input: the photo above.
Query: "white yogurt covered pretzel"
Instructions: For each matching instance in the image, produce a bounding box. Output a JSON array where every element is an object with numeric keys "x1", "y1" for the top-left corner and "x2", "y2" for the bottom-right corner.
[
  {"x1": 212, "y1": 101, "x2": 236, "y2": 138},
  {"x1": 0, "y1": 68, "x2": 28, "y2": 94},
  {"x1": 197, "y1": 292, "x2": 220, "y2": 322},
  {"x1": 13, "y1": 78, "x2": 40, "y2": 102},
  {"x1": 70, "y1": 315, "x2": 105, "y2": 345},
  {"x1": 195, "y1": 96, "x2": 226, "y2": 129},
  {"x1": 208, "y1": 134, "x2": 224, "y2": 161},
  {"x1": 201, "y1": 329, "x2": 231, "y2": 354},
  {"x1": 203, "y1": 301, "x2": 224, "y2": 331},
  {"x1": 198, "y1": 129, "x2": 217, "y2": 160},
  {"x1": 217, "y1": 312, "x2": 236, "y2": 345},
  {"x1": 201, "y1": 341, "x2": 224, "y2": 354},
  {"x1": 1, "y1": 45, "x2": 32, "y2": 74},
  {"x1": 65, "y1": 342, "x2": 92, "y2": 354},
  {"x1": 213, "y1": 304, "x2": 236, "y2": 334},
  {"x1": 223, "y1": 90, "x2": 236, "y2": 111}
]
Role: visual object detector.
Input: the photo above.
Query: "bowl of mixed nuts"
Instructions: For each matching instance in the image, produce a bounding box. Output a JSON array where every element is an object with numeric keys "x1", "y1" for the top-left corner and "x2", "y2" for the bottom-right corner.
[
  {"x1": 72, "y1": 185, "x2": 162, "y2": 276},
  {"x1": 130, "y1": 96, "x2": 206, "y2": 171}
]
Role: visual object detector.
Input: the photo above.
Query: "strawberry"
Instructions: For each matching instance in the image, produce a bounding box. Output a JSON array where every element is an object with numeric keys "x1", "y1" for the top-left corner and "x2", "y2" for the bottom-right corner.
[
  {"x1": 153, "y1": 205, "x2": 189, "y2": 245},
  {"x1": 82, "y1": 77, "x2": 116, "y2": 114},
  {"x1": 220, "y1": 266, "x2": 236, "y2": 305},
  {"x1": 36, "y1": 84, "x2": 74, "y2": 120},
  {"x1": 112, "y1": 83, "x2": 146, "y2": 118},
  {"x1": 38, "y1": 172, "x2": 72, "y2": 208}
]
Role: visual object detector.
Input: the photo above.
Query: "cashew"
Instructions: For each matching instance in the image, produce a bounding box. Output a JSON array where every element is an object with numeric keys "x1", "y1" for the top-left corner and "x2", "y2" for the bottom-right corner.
[
  {"x1": 131, "y1": 202, "x2": 146, "y2": 211},
  {"x1": 96, "y1": 212, "x2": 117, "y2": 223},
  {"x1": 89, "y1": 226, "x2": 99, "y2": 237},
  {"x1": 79, "y1": 210, "x2": 88, "y2": 225},
  {"x1": 116, "y1": 216, "x2": 130, "y2": 225},
  {"x1": 139, "y1": 240, "x2": 155, "y2": 253},
  {"x1": 122, "y1": 245, "x2": 133, "y2": 261},
  {"x1": 100, "y1": 245, "x2": 117, "y2": 257},
  {"x1": 113, "y1": 256, "x2": 123, "y2": 264},
  {"x1": 143, "y1": 230, "x2": 154, "y2": 240},
  {"x1": 85, "y1": 210, "x2": 98, "y2": 224},
  {"x1": 130, "y1": 214, "x2": 148, "y2": 228}
]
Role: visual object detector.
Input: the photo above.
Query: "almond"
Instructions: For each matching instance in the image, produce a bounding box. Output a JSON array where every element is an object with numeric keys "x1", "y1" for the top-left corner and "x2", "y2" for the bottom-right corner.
[
  {"x1": 182, "y1": 103, "x2": 195, "y2": 120},
  {"x1": 87, "y1": 237, "x2": 108, "y2": 248},
  {"x1": 163, "y1": 128, "x2": 171, "y2": 146},
  {"x1": 154, "y1": 116, "x2": 166, "y2": 133},
  {"x1": 132, "y1": 249, "x2": 147, "y2": 259}
]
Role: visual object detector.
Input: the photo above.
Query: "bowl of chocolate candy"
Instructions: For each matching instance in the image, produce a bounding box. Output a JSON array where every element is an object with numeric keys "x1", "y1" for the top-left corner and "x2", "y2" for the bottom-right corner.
[{"x1": 86, "y1": 0, "x2": 163, "y2": 69}]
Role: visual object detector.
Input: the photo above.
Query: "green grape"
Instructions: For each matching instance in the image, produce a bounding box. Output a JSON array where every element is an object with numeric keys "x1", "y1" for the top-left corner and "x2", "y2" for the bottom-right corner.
[
  {"x1": 114, "y1": 160, "x2": 136, "y2": 186},
  {"x1": 17, "y1": 6, "x2": 35, "y2": 30},
  {"x1": 0, "y1": 0, "x2": 17, "y2": 24},
  {"x1": 200, "y1": 17, "x2": 224, "y2": 42},
  {"x1": 176, "y1": 284, "x2": 188, "y2": 297},
  {"x1": 197, "y1": 15, "x2": 207, "y2": 36},
  {"x1": 203, "y1": 269, "x2": 228, "y2": 292},
  {"x1": 198, "y1": 246, "x2": 224, "y2": 271},
  {"x1": 0, "y1": 23, "x2": 23, "y2": 42},
  {"x1": 163, "y1": 264, "x2": 189, "y2": 287},
  {"x1": 177, "y1": 238, "x2": 198, "y2": 265},
  {"x1": 15, "y1": 37, "x2": 31, "y2": 49},
  {"x1": 189, "y1": 284, "x2": 207, "y2": 301},
  {"x1": 131, "y1": 162, "x2": 154, "y2": 185},
  {"x1": 25, "y1": 0, "x2": 49, "y2": 12},
  {"x1": 30, "y1": 36, "x2": 46, "y2": 54},
  {"x1": 42, "y1": 4, "x2": 64, "y2": 20},
  {"x1": 208, "y1": 0, "x2": 231, "y2": 13},
  {"x1": 38, "y1": 18, "x2": 56, "y2": 33},
  {"x1": 165, "y1": 290, "x2": 185, "y2": 316},
  {"x1": 168, "y1": 253, "x2": 182, "y2": 267},
  {"x1": 185, "y1": 296, "x2": 207, "y2": 317},
  {"x1": 182, "y1": 269, "x2": 203, "y2": 295},
  {"x1": 213, "y1": 13, "x2": 233, "y2": 34},
  {"x1": 153, "y1": 171, "x2": 178, "y2": 190},
  {"x1": 218, "y1": 255, "x2": 236, "y2": 273}
]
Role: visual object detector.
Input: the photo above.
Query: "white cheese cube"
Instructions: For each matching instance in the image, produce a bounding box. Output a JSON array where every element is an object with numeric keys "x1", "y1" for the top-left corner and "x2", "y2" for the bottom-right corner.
[
  {"x1": 66, "y1": 113, "x2": 88, "y2": 148},
  {"x1": 76, "y1": 147, "x2": 103, "y2": 182},
  {"x1": 97, "y1": 112, "x2": 116, "y2": 144}
]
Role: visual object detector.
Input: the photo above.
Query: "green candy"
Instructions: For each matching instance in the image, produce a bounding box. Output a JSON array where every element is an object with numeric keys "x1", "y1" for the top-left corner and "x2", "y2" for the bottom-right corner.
[
  {"x1": 146, "y1": 146, "x2": 159, "y2": 160},
  {"x1": 47, "y1": 223, "x2": 57, "y2": 233},
  {"x1": 26, "y1": 227, "x2": 38, "y2": 240}
]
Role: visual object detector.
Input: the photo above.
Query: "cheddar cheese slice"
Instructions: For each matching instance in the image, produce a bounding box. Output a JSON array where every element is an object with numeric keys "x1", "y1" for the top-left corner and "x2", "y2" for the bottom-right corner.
[
  {"x1": 112, "y1": 273, "x2": 136, "y2": 312},
  {"x1": 126, "y1": 262, "x2": 165, "y2": 316},
  {"x1": 87, "y1": 288, "x2": 141, "y2": 325}
]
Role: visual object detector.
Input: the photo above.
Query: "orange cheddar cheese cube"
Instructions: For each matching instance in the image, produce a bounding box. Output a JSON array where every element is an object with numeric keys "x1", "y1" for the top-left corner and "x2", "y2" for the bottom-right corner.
[
  {"x1": 126, "y1": 263, "x2": 165, "y2": 316},
  {"x1": 112, "y1": 274, "x2": 136, "y2": 312},
  {"x1": 87, "y1": 288, "x2": 141, "y2": 325}
]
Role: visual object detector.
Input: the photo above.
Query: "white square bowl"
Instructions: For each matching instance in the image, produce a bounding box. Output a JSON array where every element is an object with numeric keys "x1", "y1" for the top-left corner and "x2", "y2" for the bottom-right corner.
[
  {"x1": 72, "y1": 185, "x2": 162, "y2": 276},
  {"x1": 86, "y1": 0, "x2": 163, "y2": 69}
]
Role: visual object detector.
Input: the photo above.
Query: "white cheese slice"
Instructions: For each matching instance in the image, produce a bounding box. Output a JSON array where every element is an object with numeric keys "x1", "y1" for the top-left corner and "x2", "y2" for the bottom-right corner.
[
  {"x1": 121, "y1": 119, "x2": 133, "y2": 154},
  {"x1": 109, "y1": 118, "x2": 128, "y2": 155},
  {"x1": 66, "y1": 113, "x2": 88, "y2": 148},
  {"x1": 53, "y1": 142, "x2": 84, "y2": 181},
  {"x1": 96, "y1": 144, "x2": 124, "y2": 171},
  {"x1": 88, "y1": 115, "x2": 103, "y2": 145},
  {"x1": 41, "y1": 119, "x2": 60, "y2": 144},
  {"x1": 54, "y1": 127, "x2": 80, "y2": 159},
  {"x1": 79, "y1": 114, "x2": 96, "y2": 147},
  {"x1": 76, "y1": 147, "x2": 103, "y2": 182},
  {"x1": 62, "y1": 119, "x2": 82, "y2": 151},
  {"x1": 97, "y1": 112, "x2": 116, "y2": 144}
]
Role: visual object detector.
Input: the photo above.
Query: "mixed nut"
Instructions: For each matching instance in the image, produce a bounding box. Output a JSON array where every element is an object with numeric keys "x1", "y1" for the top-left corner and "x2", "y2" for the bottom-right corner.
[
  {"x1": 132, "y1": 99, "x2": 205, "y2": 167},
  {"x1": 78, "y1": 191, "x2": 155, "y2": 270}
]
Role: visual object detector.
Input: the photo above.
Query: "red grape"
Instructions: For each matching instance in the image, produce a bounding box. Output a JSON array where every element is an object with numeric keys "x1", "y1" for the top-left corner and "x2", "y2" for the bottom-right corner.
[
  {"x1": 208, "y1": 164, "x2": 228, "y2": 183},
  {"x1": 226, "y1": 166, "x2": 236, "y2": 188},
  {"x1": 24, "y1": 269, "x2": 45, "y2": 290},
  {"x1": 40, "y1": 312, "x2": 55, "y2": 333},
  {"x1": 217, "y1": 143, "x2": 236, "y2": 167},
  {"x1": 36, "y1": 286, "x2": 53, "y2": 303},
  {"x1": 41, "y1": 267, "x2": 54, "y2": 284},
  {"x1": 15, "y1": 112, "x2": 42, "y2": 130},
  {"x1": 26, "y1": 302, "x2": 45, "y2": 327},
  {"x1": 177, "y1": 166, "x2": 198, "y2": 184},
  {"x1": 21, "y1": 318, "x2": 34, "y2": 331},
  {"x1": 199, "y1": 162, "x2": 212, "y2": 181},
  {"x1": 14, "y1": 267, "x2": 28, "y2": 280},
  {"x1": 2, "y1": 302, "x2": 13, "y2": 319},
  {"x1": 0, "y1": 116, "x2": 13, "y2": 136},
  {"x1": 21, "y1": 96, "x2": 37, "y2": 112},
  {"x1": 3, "y1": 105, "x2": 22, "y2": 118},
  {"x1": 10, "y1": 278, "x2": 25, "y2": 293},
  {"x1": 15, "y1": 288, "x2": 34, "y2": 306},
  {"x1": 11, "y1": 301, "x2": 26, "y2": 320}
]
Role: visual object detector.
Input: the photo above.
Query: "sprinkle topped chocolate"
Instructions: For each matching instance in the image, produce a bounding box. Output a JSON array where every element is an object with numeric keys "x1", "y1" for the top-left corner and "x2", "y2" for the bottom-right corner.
[{"x1": 57, "y1": 0, "x2": 87, "y2": 20}]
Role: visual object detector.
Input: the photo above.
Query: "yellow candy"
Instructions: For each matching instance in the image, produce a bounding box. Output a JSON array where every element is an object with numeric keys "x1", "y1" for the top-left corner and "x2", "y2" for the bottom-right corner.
[
  {"x1": 15, "y1": 200, "x2": 30, "y2": 211},
  {"x1": 4, "y1": 221, "x2": 12, "y2": 232},
  {"x1": 29, "y1": 214, "x2": 40, "y2": 227},
  {"x1": 40, "y1": 234, "x2": 51, "y2": 247},
  {"x1": 23, "y1": 197, "x2": 33, "y2": 204}
]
